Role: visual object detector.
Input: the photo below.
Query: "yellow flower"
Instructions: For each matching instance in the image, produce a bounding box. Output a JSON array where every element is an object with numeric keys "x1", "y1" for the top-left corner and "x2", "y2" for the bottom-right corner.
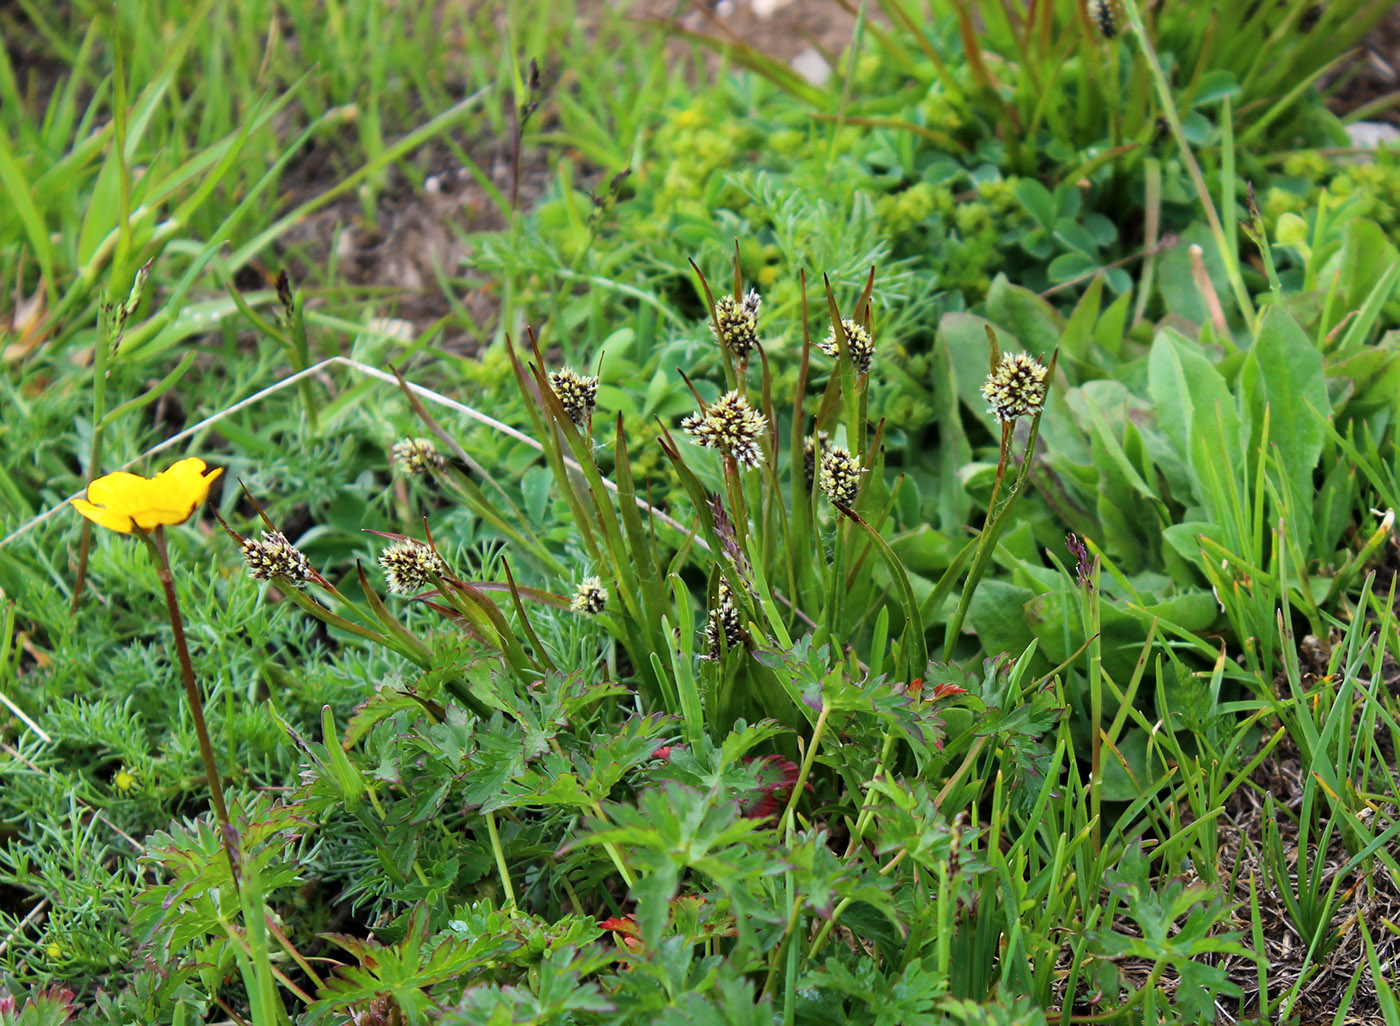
[{"x1": 71, "y1": 457, "x2": 223, "y2": 534}]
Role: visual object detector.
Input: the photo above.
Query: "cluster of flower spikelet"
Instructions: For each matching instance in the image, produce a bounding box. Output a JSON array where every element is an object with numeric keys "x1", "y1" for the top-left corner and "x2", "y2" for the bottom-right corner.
[{"x1": 68, "y1": 261, "x2": 1050, "y2": 690}]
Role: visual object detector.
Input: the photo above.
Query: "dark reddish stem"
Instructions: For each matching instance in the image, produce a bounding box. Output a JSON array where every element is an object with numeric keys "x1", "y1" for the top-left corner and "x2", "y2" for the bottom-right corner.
[
  {"x1": 70, "y1": 522, "x2": 93, "y2": 610},
  {"x1": 988, "y1": 420, "x2": 1013, "y2": 515},
  {"x1": 144, "y1": 527, "x2": 240, "y2": 885}
]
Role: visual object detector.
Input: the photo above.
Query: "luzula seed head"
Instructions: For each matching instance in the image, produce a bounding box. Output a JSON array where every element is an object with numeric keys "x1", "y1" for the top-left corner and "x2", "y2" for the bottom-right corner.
[
  {"x1": 548, "y1": 367, "x2": 599, "y2": 427},
  {"x1": 820, "y1": 446, "x2": 863, "y2": 509},
  {"x1": 681, "y1": 390, "x2": 767, "y2": 468},
  {"x1": 817, "y1": 319, "x2": 875, "y2": 374},
  {"x1": 571, "y1": 576, "x2": 608, "y2": 615},
  {"x1": 981, "y1": 352, "x2": 1049, "y2": 423},
  {"x1": 710, "y1": 290, "x2": 761, "y2": 360},
  {"x1": 391, "y1": 437, "x2": 445, "y2": 476},
  {"x1": 1087, "y1": 0, "x2": 1119, "y2": 38},
  {"x1": 241, "y1": 529, "x2": 313, "y2": 587},
  {"x1": 803, "y1": 431, "x2": 829, "y2": 490},
  {"x1": 378, "y1": 540, "x2": 447, "y2": 595},
  {"x1": 704, "y1": 580, "x2": 744, "y2": 658}
]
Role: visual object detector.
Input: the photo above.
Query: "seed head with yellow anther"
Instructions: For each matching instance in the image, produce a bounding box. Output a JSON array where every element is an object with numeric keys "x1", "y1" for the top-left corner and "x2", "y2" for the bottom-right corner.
[
  {"x1": 704, "y1": 579, "x2": 744, "y2": 658},
  {"x1": 681, "y1": 390, "x2": 767, "y2": 469},
  {"x1": 378, "y1": 540, "x2": 447, "y2": 595},
  {"x1": 817, "y1": 319, "x2": 875, "y2": 375},
  {"x1": 710, "y1": 290, "x2": 761, "y2": 360},
  {"x1": 570, "y1": 576, "x2": 608, "y2": 615},
  {"x1": 981, "y1": 352, "x2": 1049, "y2": 423},
  {"x1": 803, "y1": 431, "x2": 829, "y2": 491},
  {"x1": 391, "y1": 437, "x2": 445, "y2": 476},
  {"x1": 548, "y1": 367, "x2": 599, "y2": 427},
  {"x1": 1087, "y1": 0, "x2": 1119, "y2": 39},
  {"x1": 241, "y1": 529, "x2": 314, "y2": 587},
  {"x1": 820, "y1": 446, "x2": 864, "y2": 509}
]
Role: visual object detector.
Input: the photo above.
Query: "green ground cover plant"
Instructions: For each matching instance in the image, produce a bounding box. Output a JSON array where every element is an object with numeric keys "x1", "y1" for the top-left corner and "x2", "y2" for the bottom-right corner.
[
  {"x1": 490, "y1": 0, "x2": 1394, "y2": 323},
  {"x1": 2, "y1": 0, "x2": 1400, "y2": 1023}
]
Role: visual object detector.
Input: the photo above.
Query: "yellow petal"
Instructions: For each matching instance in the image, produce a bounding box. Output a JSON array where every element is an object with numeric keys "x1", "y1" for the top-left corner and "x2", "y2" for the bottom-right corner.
[
  {"x1": 75, "y1": 458, "x2": 223, "y2": 533},
  {"x1": 86, "y1": 471, "x2": 160, "y2": 510},
  {"x1": 157, "y1": 459, "x2": 222, "y2": 501},
  {"x1": 130, "y1": 499, "x2": 203, "y2": 530},
  {"x1": 161, "y1": 457, "x2": 214, "y2": 486},
  {"x1": 70, "y1": 497, "x2": 137, "y2": 533}
]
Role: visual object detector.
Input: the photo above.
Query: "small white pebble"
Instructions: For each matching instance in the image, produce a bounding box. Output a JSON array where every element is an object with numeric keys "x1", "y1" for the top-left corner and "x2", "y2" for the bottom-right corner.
[
  {"x1": 791, "y1": 47, "x2": 830, "y2": 87},
  {"x1": 367, "y1": 317, "x2": 414, "y2": 342},
  {"x1": 1345, "y1": 121, "x2": 1400, "y2": 155}
]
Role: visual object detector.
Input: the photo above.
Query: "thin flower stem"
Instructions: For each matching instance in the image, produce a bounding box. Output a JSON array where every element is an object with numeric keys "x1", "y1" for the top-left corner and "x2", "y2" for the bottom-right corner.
[
  {"x1": 807, "y1": 848, "x2": 910, "y2": 957},
  {"x1": 760, "y1": 891, "x2": 806, "y2": 1000},
  {"x1": 935, "y1": 736, "x2": 988, "y2": 808},
  {"x1": 724, "y1": 455, "x2": 750, "y2": 546},
  {"x1": 70, "y1": 522, "x2": 94, "y2": 610},
  {"x1": 807, "y1": 896, "x2": 850, "y2": 958},
  {"x1": 484, "y1": 811, "x2": 518, "y2": 908},
  {"x1": 589, "y1": 800, "x2": 636, "y2": 889},
  {"x1": 263, "y1": 913, "x2": 324, "y2": 989},
  {"x1": 1086, "y1": 575, "x2": 1104, "y2": 855},
  {"x1": 845, "y1": 728, "x2": 898, "y2": 856},
  {"x1": 944, "y1": 521, "x2": 1000, "y2": 661},
  {"x1": 782, "y1": 897, "x2": 800, "y2": 1026},
  {"x1": 366, "y1": 785, "x2": 388, "y2": 820},
  {"x1": 770, "y1": 705, "x2": 831, "y2": 1023},
  {"x1": 879, "y1": 848, "x2": 908, "y2": 876},
  {"x1": 143, "y1": 528, "x2": 238, "y2": 882},
  {"x1": 541, "y1": 738, "x2": 634, "y2": 889},
  {"x1": 943, "y1": 410, "x2": 1045, "y2": 661},
  {"x1": 782, "y1": 704, "x2": 830, "y2": 843},
  {"x1": 828, "y1": 518, "x2": 845, "y2": 641},
  {"x1": 989, "y1": 421, "x2": 1011, "y2": 510},
  {"x1": 218, "y1": 910, "x2": 314, "y2": 1005}
]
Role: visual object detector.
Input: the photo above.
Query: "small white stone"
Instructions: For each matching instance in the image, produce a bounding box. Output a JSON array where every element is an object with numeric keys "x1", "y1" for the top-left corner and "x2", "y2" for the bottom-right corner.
[
  {"x1": 1346, "y1": 121, "x2": 1400, "y2": 150},
  {"x1": 750, "y1": 0, "x2": 793, "y2": 16},
  {"x1": 791, "y1": 47, "x2": 831, "y2": 88},
  {"x1": 367, "y1": 317, "x2": 414, "y2": 342}
]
